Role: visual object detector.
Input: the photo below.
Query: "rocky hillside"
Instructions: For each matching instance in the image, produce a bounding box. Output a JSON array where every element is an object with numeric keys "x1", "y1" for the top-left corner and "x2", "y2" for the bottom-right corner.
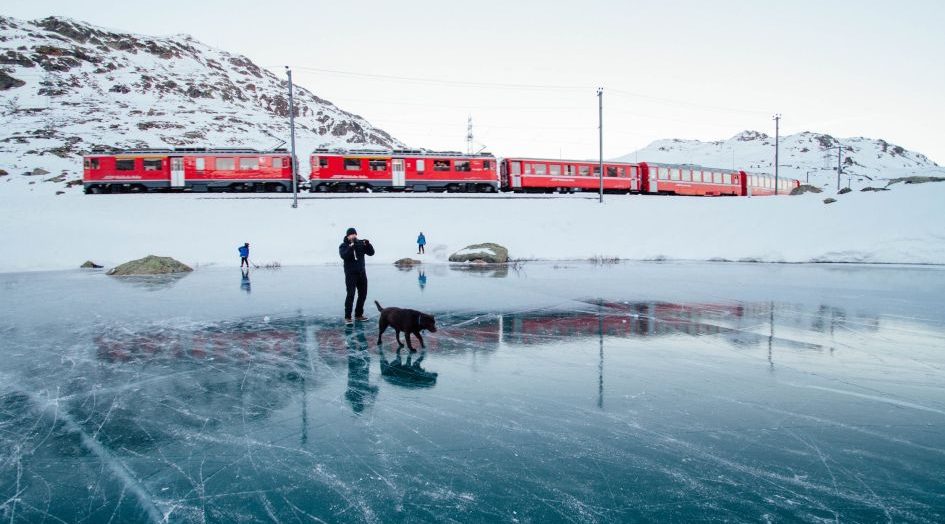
[
  {"x1": 617, "y1": 130, "x2": 943, "y2": 189},
  {"x1": 0, "y1": 16, "x2": 402, "y2": 191}
]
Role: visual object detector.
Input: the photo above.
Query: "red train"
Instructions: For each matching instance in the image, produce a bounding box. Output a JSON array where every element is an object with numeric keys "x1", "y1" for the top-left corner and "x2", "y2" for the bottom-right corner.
[
  {"x1": 308, "y1": 151, "x2": 799, "y2": 196},
  {"x1": 309, "y1": 149, "x2": 499, "y2": 193},
  {"x1": 83, "y1": 148, "x2": 799, "y2": 196},
  {"x1": 83, "y1": 148, "x2": 296, "y2": 193}
]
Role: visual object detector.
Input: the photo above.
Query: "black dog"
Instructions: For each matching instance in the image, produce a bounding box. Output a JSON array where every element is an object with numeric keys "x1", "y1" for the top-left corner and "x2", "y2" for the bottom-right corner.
[{"x1": 375, "y1": 300, "x2": 437, "y2": 351}]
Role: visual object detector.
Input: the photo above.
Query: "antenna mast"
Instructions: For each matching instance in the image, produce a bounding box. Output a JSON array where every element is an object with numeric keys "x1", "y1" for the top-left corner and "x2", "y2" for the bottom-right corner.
[{"x1": 466, "y1": 115, "x2": 474, "y2": 155}]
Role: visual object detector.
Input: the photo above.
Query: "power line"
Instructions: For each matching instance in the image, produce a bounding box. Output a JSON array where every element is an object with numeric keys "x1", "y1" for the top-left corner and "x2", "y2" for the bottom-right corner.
[
  {"x1": 284, "y1": 66, "x2": 589, "y2": 91},
  {"x1": 283, "y1": 66, "x2": 771, "y2": 116},
  {"x1": 607, "y1": 88, "x2": 771, "y2": 115}
]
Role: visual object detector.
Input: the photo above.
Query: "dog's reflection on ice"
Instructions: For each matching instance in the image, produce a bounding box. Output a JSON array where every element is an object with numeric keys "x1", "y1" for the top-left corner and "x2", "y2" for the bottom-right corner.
[{"x1": 379, "y1": 346, "x2": 438, "y2": 388}]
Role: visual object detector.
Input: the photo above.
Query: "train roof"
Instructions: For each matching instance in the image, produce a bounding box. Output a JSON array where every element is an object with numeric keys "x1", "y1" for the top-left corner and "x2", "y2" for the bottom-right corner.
[
  {"x1": 312, "y1": 148, "x2": 495, "y2": 158},
  {"x1": 640, "y1": 162, "x2": 741, "y2": 172},
  {"x1": 503, "y1": 157, "x2": 639, "y2": 165},
  {"x1": 87, "y1": 147, "x2": 289, "y2": 155}
]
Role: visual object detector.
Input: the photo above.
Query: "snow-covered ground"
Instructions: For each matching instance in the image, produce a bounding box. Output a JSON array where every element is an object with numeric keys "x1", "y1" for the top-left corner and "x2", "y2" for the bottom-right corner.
[{"x1": 3, "y1": 176, "x2": 944, "y2": 272}]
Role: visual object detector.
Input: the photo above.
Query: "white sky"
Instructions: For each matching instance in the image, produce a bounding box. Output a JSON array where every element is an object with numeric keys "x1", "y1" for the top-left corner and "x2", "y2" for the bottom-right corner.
[{"x1": 6, "y1": 0, "x2": 945, "y2": 163}]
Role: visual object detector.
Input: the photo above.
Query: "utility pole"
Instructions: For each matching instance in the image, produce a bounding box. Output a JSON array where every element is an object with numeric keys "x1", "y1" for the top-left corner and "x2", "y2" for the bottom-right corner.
[
  {"x1": 836, "y1": 144, "x2": 842, "y2": 191},
  {"x1": 286, "y1": 66, "x2": 298, "y2": 209},
  {"x1": 598, "y1": 88, "x2": 604, "y2": 204},
  {"x1": 773, "y1": 114, "x2": 781, "y2": 195},
  {"x1": 806, "y1": 170, "x2": 810, "y2": 184}
]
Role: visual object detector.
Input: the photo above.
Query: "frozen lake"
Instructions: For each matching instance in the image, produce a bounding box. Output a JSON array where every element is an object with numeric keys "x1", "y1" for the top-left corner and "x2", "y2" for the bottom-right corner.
[{"x1": 1, "y1": 262, "x2": 944, "y2": 522}]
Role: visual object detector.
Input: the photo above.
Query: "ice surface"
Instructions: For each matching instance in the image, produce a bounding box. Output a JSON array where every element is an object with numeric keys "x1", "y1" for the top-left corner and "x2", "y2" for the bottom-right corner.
[{"x1": 1, "y1": 262, "x2": 944, "y2": 522}]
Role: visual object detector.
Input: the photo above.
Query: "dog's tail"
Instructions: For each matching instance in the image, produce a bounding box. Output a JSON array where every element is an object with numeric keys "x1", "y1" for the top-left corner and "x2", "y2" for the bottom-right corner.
[{"x1": 375, "y1": 300, "x2": 383, "y2": 312}]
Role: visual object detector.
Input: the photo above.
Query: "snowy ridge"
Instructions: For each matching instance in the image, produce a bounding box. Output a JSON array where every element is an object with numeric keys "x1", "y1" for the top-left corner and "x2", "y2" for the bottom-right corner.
[
  {"x1": 617, "y1": 130, "x2": 944, "y2": 189},
  {"x1": 0, "y1": 15, "x2": 402, "y2": 188}
]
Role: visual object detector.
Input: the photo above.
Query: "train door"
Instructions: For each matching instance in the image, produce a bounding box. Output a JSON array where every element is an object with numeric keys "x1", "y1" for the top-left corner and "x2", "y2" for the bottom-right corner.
[
  {"x1": 170, "y1": 157, "x2": 185, "y2": 187},
  {"x1": 648, "y1": 166, "x2": 658, "y2": 193},
  {"x1": 392, "y1": 158, "x2": 406, "y2": 187},
  {"x1": 510, "y1": 161, "x2": 522, "y2": 188}
]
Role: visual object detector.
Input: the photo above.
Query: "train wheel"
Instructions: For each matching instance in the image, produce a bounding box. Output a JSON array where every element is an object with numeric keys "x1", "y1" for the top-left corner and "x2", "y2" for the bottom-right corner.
[{"x1": 272, "y1": 184, "x2": 286, "y2": 193}]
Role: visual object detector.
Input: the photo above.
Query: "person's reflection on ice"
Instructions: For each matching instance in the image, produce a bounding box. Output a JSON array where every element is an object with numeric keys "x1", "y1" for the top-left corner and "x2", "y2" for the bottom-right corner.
[{"x1": 344, "y1": 323, "x2": 378, "y2": 413}]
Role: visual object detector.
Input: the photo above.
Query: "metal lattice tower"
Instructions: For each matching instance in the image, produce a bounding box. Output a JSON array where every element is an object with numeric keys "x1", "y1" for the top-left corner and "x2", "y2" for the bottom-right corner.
[{"x1": 466, "y1": 115, "x2": 473, "y2": 155}]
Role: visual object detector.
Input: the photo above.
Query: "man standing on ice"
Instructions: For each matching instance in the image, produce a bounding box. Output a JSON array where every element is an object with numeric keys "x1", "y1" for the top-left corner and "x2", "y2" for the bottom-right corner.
[
  {"x1": 339, "y1": 227, "x2": 375, "y2": 324},
  {"x1": 238, "y1": 243, "x2": 250, "y2": 268},
  {"x1": 417, "y1": 232, "x2": 426, "y2": 255}
]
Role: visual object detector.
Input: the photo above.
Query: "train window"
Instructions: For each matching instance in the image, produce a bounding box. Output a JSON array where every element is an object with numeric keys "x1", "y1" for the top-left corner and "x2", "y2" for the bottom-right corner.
[
  {"x1": 510, "y1": 161, "x2": 521, "y2": 175},
  {"x1": 239, "y1": 157, "x2": 259, "y2": 170},
  {"x1": 617, "y1": 167, "x2": 625, "y2": 177},
  {"x1": 658, "y1": 168, "x2": 668, "y2": 180},
  {"x1": 369, "y1": 159, "x2": 387, "y2": 171},
  {"x1": 344, "y1": 158, "x2": 362, "y2": 171},
  {"x1": 195, "y1": 158, "x2": 206, "y2": 170},
  {"x1": 272, "y1": 157, "x2": 283, "y2": 169},
  {"x1": 454, "y1": 160, "x2": 471, "y2": 172},
  {"x1": 116, "y1": 159, "x2": 135, "y2": 171},
  {"x1": 550, "y1": 164, "x2": 561, "y2": 175},
  {"x1": 216, "y1": 157, "x2": 235, "y2": 170},
  {"x1": 593, "y1": 166, "x2": 601, "y2": 176},
  {"x1": 681, "y1": 171, "x2": 691, "y2": 182},
  {"x1": 483, "y1": 160, "x2": 491, "y2": 170},
  {"x1": 579, "y1": 165, "x2": 590, "y2": 176},
  {"x1": 606, "y1": 166, "x2": 617, "y2": 177},
  {"x1": 433, "y1": 160, "x2": 450, "y2": 171},
  {"x1": 566, "y1": 165, "x2": 575, "y2": 175},
  {"x1": 416, "y1": 159, "x2": 425, "y2": 172},
  {"x1": 713, "y1": 173, "x2": 722, "y2": 184},
  {"x1": 723, "y1": 173, "x2": 731, "y2": 184},
  {"x1": 670, "y1": 170, "x2": 680, "y2": 181},
  {"x1": 534, "y1": 164, "x2": 547, "y2": 175},
  {"x1": 143, "y1": 159, "x2": 162, "y2": 171},
  {"x1": 320, "y1": 157, "x2": 329, "y2": 168},
  {"x1": 88, "y1": 158, "x2": 100, "y2": 170}
]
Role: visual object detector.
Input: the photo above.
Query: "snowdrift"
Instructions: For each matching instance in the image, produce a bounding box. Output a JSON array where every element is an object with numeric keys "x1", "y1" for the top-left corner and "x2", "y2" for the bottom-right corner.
[{"x1": 2, "y1": 181, "x2": 943, "y2": 273}]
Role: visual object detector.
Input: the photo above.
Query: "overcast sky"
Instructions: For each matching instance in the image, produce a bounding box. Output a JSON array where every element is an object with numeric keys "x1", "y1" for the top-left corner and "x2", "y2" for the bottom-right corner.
[{"x1": 7, "y1": 0, "x2": 945, "y2": 163}]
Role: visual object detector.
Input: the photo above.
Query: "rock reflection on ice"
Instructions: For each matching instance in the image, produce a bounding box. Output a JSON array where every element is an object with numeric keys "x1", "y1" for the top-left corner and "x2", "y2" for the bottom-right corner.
[{"x1": 1, "y1": 263, "x2": 944, "y2": 523}]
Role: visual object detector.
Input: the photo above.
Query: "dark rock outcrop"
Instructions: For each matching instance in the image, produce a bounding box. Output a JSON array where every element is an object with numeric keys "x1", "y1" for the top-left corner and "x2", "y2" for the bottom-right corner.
[
  {"x1": 107, "y1": 255, "x2": 192, "y2": 275},
  {"x1": 449, "y1": 243, "x2": 509, "y2": 264}
]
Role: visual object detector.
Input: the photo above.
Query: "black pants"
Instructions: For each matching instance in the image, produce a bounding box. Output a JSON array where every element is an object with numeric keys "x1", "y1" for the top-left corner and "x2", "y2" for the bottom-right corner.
[
  {"x1": 241, "y1": 256, "x2": 249, "y2": 267},
  {"x1": 345, "y1": 270, "x2": 368, "y2": 317},
  {"x1": 418, "y1": 244, "x2": 425, "y2": 254}
]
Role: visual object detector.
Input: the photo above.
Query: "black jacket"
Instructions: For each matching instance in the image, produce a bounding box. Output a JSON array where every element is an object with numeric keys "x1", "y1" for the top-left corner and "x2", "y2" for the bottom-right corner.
[{"x1": 339, "y1": 237, "x2": 375, "y2": 272}]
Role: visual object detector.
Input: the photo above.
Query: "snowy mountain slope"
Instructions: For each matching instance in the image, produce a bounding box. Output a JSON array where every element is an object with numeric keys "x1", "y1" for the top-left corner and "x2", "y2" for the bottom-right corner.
[
  {"x1": 0, "y1": 16, "x2": 402, "y2": 190},
  {"x1": 616, "y1": 131, "x2": 944, "y2": 190}
]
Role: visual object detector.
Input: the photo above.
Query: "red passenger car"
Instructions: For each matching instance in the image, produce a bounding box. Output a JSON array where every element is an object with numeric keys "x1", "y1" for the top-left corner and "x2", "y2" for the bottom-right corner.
[
  {"x1": 639, "y1": 163, "x2": 742, "y2": 196},
  {"x1": 309, "y1": 149, "x2": 499, "y2": 192},
  {"x1": 739, "y1": 171, "x2": 800, "y2": 196},
  {"x1": 500, "y1": 158, "x2": 641, "y2": 193},
  {"x1": 83, "y1": 148, "x2": 295, "y2": 193}
]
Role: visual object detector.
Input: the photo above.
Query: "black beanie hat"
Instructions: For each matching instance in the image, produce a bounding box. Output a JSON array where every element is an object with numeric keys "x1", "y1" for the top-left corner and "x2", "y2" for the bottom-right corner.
[{"x1": 346, "y1": 227, "x2": 357, "y2": 236}]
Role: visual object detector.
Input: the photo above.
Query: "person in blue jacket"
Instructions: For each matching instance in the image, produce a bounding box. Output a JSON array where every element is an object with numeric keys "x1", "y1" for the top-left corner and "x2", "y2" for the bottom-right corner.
[
  {"x1": 417, "y1": 232, "x2": 426, "y2": 254},
  {"x1": 238, "y1": 243, "x2": 250, "y2": 268},
  {"x1": 339, "y1": 227, "x2": 375, "y2": 324}
]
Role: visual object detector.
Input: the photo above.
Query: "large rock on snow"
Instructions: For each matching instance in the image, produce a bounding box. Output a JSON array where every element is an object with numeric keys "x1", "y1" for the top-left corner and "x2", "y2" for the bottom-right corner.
[
  {"x1": 107, "y1": 255, "x2": 192, "y2": 276},
  {"x1": 394, "y1": 258, "x2": 422, "y2": 268},
  {"x1": 449, "y1": 243, "x2": 509, "y2": 264},
  {"x1": 790, "y1": 184, "x2": 822, "y2": 195}
]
